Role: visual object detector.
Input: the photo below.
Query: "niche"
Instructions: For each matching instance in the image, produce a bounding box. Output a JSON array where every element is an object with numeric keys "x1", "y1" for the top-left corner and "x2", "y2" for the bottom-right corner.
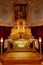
[{"x1": 14, "y1": 4, "x2": 27, "y2": 20}]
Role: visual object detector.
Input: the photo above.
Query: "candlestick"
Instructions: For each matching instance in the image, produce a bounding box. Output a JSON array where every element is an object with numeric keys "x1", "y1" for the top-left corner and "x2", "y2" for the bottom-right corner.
[
  {"x1": 39, "y1": 37, "x2": 42, "y2": 54},
  {"x1": 1, "y1": 37, "x2": 3, "y2": 55},
  {"x1": 40, "y1": 42, "x2": 41, "y2": 54}
]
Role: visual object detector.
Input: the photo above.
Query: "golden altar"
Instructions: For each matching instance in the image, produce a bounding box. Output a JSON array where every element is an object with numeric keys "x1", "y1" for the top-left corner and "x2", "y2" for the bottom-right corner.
[{"x1": 7, "y1": 19, "x2": 35, "y2": 51}]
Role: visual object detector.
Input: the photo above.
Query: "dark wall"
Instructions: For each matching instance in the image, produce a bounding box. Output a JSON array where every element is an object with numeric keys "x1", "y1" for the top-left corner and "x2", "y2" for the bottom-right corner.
[
  {"x1": 31, "y1": 26, "x2": 43, "y2": 40},
  {"x1": 31, "y1": 26, "x2": 43, "y2": 53},
  {"x1": 0, "y1": 26, "x2": 12, "y2": 39},
  {"x1": 0, "y1": 26, "x2": 12, "y2": 53}
]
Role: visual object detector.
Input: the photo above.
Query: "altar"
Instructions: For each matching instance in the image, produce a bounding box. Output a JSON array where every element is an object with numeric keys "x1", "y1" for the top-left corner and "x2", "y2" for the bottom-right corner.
[
  {"x1": 13, "y1": 39, "x2": 29, "y2": 48},
  {"x1": 4, "y1": 19, "x2": 38, "y2": 52},
  {"x1": 4, "y1": 38, "x2": 38, "y2": 52}
]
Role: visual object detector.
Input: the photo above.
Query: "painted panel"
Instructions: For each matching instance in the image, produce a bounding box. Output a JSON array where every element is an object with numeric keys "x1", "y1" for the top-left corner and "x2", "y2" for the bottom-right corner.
[
  {"x1": 0, "y1": 2, "x2": 14, "y2": 27},
  {"x1": 0, "y1": 3, "x2": 9, "y2": 22},
  {"x1": 31, "y1": 4, "x2": 42, "y2": 22}
]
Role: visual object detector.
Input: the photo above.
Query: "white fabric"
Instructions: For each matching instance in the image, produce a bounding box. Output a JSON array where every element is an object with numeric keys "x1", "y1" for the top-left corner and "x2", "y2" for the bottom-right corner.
[
  {"x1": 4, "y1": 40, "x2": 8, "y2": 49},
  {"x1": 35, "y1": 40, "x2": 39, "y2": 49}
]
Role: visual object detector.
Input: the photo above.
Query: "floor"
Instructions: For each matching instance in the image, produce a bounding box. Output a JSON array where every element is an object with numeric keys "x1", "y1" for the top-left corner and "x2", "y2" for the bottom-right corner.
[{"x1": 0, "y1": 51, "x2": 43, "y2": 65}]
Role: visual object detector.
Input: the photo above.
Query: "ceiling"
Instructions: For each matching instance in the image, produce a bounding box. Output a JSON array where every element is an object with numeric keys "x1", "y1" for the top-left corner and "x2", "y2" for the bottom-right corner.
[{"x1": 0, "y1": 0, "x2": 43, "y2": 4}]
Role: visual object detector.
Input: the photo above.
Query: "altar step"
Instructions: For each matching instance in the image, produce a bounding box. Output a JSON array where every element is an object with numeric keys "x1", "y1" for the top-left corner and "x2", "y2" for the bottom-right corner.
[
  {"x1": 0, "y1": 52, "x2": 42, "y2": 65},
  {"x1": 7, "y1": 48, "x2": 36, "y2": 52}
]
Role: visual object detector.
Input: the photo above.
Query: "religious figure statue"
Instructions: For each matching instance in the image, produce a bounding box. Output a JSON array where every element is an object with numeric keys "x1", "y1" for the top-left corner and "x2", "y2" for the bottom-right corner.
[{"x1": 8, "y1": 19, "x2": 34, "y2": 40}]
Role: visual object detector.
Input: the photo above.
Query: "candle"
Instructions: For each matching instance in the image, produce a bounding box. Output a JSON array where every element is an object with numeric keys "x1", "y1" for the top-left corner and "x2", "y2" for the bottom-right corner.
[
  {"x1": 39, "y1": 37, "x2": 42, "y2": 43},
  {"x1": 1, "y1": 37, "x2": 3, "y2": 43}
]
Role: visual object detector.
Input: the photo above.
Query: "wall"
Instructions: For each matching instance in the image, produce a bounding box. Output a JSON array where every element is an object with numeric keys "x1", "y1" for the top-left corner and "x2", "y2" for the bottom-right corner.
[
  {"x1": 0, "y1": 1, "x2": 14, "y2": 27},
  {"x1": 0, "y1": 26, "x2": 12, "y2": 39},
  {"x1": 31, "y1": 26, "x2": 43, "y2": 39}
]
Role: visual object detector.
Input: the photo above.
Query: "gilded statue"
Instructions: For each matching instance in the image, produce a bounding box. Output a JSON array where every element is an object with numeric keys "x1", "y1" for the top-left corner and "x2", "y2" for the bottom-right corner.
[{"x1": 9, "y1": 19, "x2": 34, "y2": 39}]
